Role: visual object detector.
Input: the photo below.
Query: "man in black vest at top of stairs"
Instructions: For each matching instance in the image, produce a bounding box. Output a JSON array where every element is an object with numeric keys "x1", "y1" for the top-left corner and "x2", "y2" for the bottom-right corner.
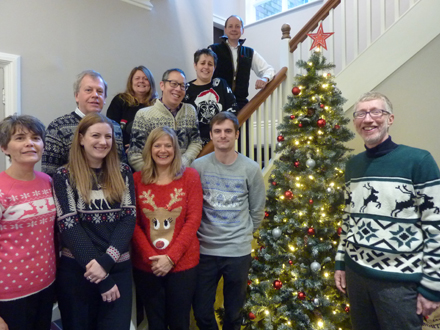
[{"x1": 209, "y1": 15, "x2": 275, "y2": 110}]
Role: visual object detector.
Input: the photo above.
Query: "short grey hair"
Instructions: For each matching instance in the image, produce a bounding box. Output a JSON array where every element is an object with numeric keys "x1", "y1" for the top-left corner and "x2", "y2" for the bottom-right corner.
[
  {"x1": 0, "y1": 115, "x2": 46, "y2": 157},
  {"x1": 354, "y1": 91, "x2": 393, "y2": 114},
  {"x1": 73, "y1": 70, "x2": 108, "y2": 98}
]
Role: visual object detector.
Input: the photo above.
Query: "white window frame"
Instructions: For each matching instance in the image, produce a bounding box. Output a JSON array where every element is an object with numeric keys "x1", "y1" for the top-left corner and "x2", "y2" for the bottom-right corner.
[
  {"x1": 0, "y1": 52, "x2": 20, "y2": 170},
  {"x1": 246, "y1": 0, "x2": 318, "y2": 24}
]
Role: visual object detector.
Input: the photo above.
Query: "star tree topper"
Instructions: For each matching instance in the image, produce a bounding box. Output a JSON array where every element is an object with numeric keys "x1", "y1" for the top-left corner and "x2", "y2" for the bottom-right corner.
[{"x1": 307, "y1": 22, "x2": 334, "y2": 50}]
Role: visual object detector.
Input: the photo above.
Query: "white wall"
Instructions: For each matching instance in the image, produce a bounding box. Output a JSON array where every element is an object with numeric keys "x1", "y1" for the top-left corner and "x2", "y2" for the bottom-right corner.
[
  {"x1": 213, "y1": 0, "x2": 244, "y2": 24},
  {"x1": 345, "y1": 33, "x2": 440, "y2": 164},
  {"x1": 0, "y1": 0, "x2": 212, "y2": 125}
]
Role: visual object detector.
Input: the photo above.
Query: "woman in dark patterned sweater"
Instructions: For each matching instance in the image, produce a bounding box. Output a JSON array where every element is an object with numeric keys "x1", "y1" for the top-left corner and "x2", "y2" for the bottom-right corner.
[
  {"x1": 131, "y1": 126, "x2": 203, "y2": 330},
  {"x1": 53, "y1": 113, "x2": 136, "y2": 330}
]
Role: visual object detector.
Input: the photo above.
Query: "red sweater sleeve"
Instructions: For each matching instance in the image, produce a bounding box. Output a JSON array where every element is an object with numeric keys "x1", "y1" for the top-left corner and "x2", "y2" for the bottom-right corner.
[
  {"x1": 166, "y1": 168, "x2": 203, "y2": 265},
  {"x1": 132, "y1": 172, "x2": 159, "y2": 267}
]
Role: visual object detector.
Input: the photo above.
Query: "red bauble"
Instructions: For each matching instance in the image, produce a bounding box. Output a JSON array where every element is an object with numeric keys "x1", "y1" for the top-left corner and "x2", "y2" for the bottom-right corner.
[
  {"x1": 260, "y1": 246, "x2": 265, "y2": 251},
  {"x1": 277, "y1": 135, "x2": 285, "y2": 142},
  {"x1": 248, "y1": 280, "x2": 252, "y2": 285},
  {"x1": 309, "y1": 199, "x2": 313, "y2": 204},
  {"x1": 307, "y1": 227, "x2": 316, "y2": 235},
  {"x1": 345, "y1": 306, "x2": 350, "y2": 313},
  {"x1": 334, "y1": 124, "x2": 340, "y2": 130},
  {"x1": 273, "y1": 280, "x2": 283, "y2": 290},
  {"x1": 294, "y1": 161, "x2": 300, "y2": 168},
  {"x1": 317, "y1": 119, "x2": 326, "y2": 127},
  {"x1": 249, "y1": 312, "x2": 256, "y2": 320},
  {"x1": 264, "y1": 211, "x2": 270, "y2": 218},
  {"x1": 327, "y1": 73, "x2": 331, "y2": 77},
  {"x1": 271, "y1": 181, "x2": 277, "y2": 186},
  {"x1": 285, "y1": 190, "x2": 293, "y2": 199},
  {"x1": 292, "y1": 86, "x2": 300, "y2": 95},
  {"x1": 337, "y1": 227, "x2": 342, "y2": 236},
  {"x1": 290, "y1": 115, "x2": 296, "y2": 120},
  {"x1": 320, "y1": 104, "x2": 324, "y2": 108},
  {"x1": 297, "y1": 291, "x2": 306, "y2": 300},
  {"x1": 289, "y1": 260, "x2": 293, "y2": 265},
  {"x1": 298, "y1": 123, "x2": 303, "y2": 128}
]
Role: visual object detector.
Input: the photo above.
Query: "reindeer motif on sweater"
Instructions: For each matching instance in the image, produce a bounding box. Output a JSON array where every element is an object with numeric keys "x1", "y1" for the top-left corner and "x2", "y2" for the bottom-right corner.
[{"x1": 139, "y1": 188, "x2": 184, "y2": 250}]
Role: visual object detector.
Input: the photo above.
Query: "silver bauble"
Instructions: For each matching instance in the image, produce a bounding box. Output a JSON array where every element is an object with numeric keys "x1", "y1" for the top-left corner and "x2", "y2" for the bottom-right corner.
[
  {"x1": 310, "y1": 261, "x2": 321, "y2": 272},
  {"x1": 272, "y1": 228, "x2": 282, "y2": 239},
  {"x1": 306, "y1": 158, "x2": 316, "y2": 168}
]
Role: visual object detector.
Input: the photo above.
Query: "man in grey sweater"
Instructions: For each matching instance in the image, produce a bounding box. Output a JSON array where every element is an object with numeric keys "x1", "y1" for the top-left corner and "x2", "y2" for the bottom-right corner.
[{"x1": 192, "y1": 112, "x2": 266, "y2": 330}]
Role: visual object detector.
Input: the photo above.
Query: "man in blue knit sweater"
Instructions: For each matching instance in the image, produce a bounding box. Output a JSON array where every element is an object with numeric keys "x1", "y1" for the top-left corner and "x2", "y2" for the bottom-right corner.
[
  {"x1": 192, "y1": 112, "x2": 265, "y2": 330},
  {"x1": 335, "y1": 91, "x2": 440, "y2": 329}
]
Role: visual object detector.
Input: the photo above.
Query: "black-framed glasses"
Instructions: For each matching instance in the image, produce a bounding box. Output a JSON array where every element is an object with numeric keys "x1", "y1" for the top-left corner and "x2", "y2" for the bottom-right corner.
[
  {"x1": 353, "y1": 109, "x2": 390, "y2": 119},
  {"x1": 163, "y1": 80, "x2": 189, "y2": 91}
]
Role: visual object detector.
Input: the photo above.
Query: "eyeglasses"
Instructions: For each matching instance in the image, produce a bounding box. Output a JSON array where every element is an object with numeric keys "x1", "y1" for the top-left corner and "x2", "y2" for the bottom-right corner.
[
  {"x1": 163, "y1": 80, "x2": 189, "y2": 91},
  {"x1": 353, "y1": 109, "x2": 390, "y2": 119}
]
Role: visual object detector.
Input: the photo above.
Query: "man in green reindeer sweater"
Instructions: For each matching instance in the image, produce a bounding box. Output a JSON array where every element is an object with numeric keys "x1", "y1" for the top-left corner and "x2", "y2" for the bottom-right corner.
[{"x1": 335, "y1": 91, "x2": 440, "y2": 330}]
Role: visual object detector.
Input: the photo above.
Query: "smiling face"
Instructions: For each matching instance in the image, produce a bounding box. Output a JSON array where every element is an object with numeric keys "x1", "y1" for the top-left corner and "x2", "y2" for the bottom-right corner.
[
  {"x1": 75, "y1": 75, "x2": 106, "y2": 115},
  {"x1": 151, "y1": 135, "x2": 175, "y2": 170},
  {"x1": 80, "y1": 123, "x2": 113, "y2": 168},
  {"x1": 224, "y1": 16, "x2": 244, "y2": 45},
  {"x1": 354, "y1": 99, "x2": 394, "y2": 148},
  {"x1": 132, "y1": 70, "x2": 151, "y2": 98},
  {"x1": 1, "y1": 127, "x2": 44, "y2": 166},
  {"x1": 210, "y1": 119, "x2": 239, "y2": 152},
  {"x1": 194, "y1": 54, "x2": 215, "y2": 84},
  {"x1": 160, "y1": 71, "x2": 186, "y2": 110}
]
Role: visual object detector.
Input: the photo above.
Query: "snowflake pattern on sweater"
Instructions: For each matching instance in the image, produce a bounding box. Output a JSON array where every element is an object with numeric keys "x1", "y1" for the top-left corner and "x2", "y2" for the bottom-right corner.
[
  {"x1": 0, "y1": 171, "x2": 56, "y2": 301},
  {"x1": 335, "y1": 145, "x2": 440, "y2": 301}
]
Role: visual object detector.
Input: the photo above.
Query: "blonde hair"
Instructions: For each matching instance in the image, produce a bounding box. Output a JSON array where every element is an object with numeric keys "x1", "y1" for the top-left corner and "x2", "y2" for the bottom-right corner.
[
  {"x1": 68, "y1": 113, "x2": 125, "y2": 204},
  {"x1": 141, "y1": 126, "x2": 184, "y2": 184}
]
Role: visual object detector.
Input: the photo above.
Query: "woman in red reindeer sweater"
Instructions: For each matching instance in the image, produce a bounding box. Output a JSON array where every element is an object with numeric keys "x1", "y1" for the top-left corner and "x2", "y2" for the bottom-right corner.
[{"x1": 132, "y1": 126, "x2": 203, "y2": 330}]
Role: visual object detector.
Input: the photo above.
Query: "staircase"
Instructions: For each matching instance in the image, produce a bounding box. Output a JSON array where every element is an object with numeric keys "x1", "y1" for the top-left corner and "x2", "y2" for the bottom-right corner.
[{"x1": 199, "y1": 0, "x2": 440, "y2": 182}]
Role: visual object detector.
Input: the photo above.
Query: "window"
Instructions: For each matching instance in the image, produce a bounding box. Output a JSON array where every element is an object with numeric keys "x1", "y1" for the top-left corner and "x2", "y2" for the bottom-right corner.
[{"x1": 247, "y1": 0, "x2": 314, "y2": 23}]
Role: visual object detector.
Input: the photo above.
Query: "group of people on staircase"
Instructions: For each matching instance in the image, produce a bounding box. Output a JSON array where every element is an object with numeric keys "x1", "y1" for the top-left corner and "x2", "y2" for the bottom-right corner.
[{"x1": 0, "y1": 14, "x2": 271, "y2": 330}]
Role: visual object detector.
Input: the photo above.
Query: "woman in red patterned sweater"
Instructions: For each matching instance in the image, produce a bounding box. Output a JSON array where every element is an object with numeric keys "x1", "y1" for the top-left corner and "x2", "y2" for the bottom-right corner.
[
  {"x1": 131, "y1": 126, "x2": 203, "y2": 330},
  {"x1": 0, "y1": 115, "x2": 56, "y2": 330}
]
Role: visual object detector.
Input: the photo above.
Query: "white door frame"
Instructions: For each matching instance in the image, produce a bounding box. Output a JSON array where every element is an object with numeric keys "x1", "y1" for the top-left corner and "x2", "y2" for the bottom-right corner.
[{"x1": 0, "y1": 52, "x2": 21, "y2": 169}]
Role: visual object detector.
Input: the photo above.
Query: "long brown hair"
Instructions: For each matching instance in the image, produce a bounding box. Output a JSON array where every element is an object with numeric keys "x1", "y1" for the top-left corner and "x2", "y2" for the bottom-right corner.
[
  {"x1": 141, "y1": 127, "x2": 184, "y2": 184},
  {"x1": 119, "y1": 66, "x2": 158, "y2": 107},
  {"x1": 68, "y1": 113, "x2": 125, "y2": 204}
]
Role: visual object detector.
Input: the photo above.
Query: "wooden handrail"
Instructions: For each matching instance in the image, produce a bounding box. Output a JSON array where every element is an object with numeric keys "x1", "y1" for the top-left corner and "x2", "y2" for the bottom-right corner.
[
  {"x1": 289, "y1": 0, "x2": 341, "y2": 52},
  {"x1": 197, "y1": 67, "x2": 288, "y2": 158}
]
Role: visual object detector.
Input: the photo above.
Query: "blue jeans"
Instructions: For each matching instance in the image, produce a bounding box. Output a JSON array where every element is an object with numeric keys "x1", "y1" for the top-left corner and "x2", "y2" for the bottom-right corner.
[
  {"x1": 346, "y1": 265, "x2": 423, "y2": 330},
  {"x1": 193, "y1": 254, "x2": 252, "y2": 330}
]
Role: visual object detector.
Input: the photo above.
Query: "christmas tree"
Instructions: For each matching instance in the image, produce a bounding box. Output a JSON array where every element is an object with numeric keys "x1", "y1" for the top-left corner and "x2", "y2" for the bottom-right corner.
[{"x1": 244, "y1": 34, "x2": 354, "y2": 329}]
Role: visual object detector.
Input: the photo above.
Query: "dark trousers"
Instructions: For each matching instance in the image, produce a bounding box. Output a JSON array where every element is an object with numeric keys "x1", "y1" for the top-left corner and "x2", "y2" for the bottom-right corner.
[
  {"x1": 133, "y1": 267, "x2": 197, "y2": 330},
  {"x1": 57, "y1": 256, "x2": 132, "y2": 330},
  {"x1": 0, "y1": 283, "x2": 55, "y2": 330},
  {"x1": 193, "y1": 254, "x2": 252, "y2": 330},
  {"x1": 346, "y1": 265, "x2": 423, "y2": 330}
]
